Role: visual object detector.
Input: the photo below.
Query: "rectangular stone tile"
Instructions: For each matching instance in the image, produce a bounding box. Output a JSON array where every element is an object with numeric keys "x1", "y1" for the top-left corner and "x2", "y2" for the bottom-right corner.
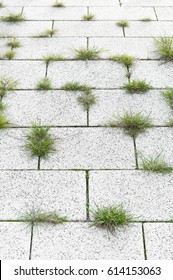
[
  {"x1": 13, "y1": 37, "x2": 87, "y2": 59},
  {"x1": 0, "y1": 222, "x2": 30, "y2": 259},
  {"x1": 89, "y1": 37, "x2": 155, "y2": 59},
  {"x1": 31, "y1": 223, "x2": 143, "y2": 259},
  {"x1": 0, "y1": 21, "x2": 52, "y2": 37},
  {"x1": 89, "y1": 90, "x2": 172, "y2": 126},
  {"x1": 122, "y1": 0, "x2": 173, "y2": 6},
  {"x1": 89, "y1": 171, "x2": 173, "y2": 221},
  {"x1": 0, "y1": 61, "x2": 46, "y2": 89},
  {"x1": 54, "y1": 21, "x2": 123, "y2": 37},
  {"x1": 24, "y1": 7, "x2": 87, "y2": 20},
  {"x1": 0, "y1": 129, "x2": 37, "y2": 169},
  {"x1": 48, "y1": 61, "x2": 125, "y2": 88},
  {"x1": 156, "y1": 7, "x2": 173, "y2": 20},
  {"x1": 41, "y1": 128, "x2": 135, "y2": 169},
  {"x1": 136, "y1": 128, "x2": 173, "y2": 166},
  {"x1": 90, "y1": 7, "x2": 156, "y2": 20},
  {"x1": 144, "y1": 223, "x2": 173, "y2": 260},
  {"x1": 0, "y1": 171, "x2": 86, "y2": 220},
  {"x1": 131, "y1": 61, "x2": 173, "y2": 88},
  {"x1": 126, "y1": 22, "x2": 173, "y2": 37}
]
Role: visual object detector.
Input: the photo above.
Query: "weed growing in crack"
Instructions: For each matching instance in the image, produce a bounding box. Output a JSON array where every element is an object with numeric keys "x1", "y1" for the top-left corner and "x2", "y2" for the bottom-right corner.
[
  {"x1": 154, "y1": 37, "x2": 173, "y2": 62},
  {"x1": 117, "y1": 20, "x2": 129, "y2": 28},
  {"x1": 141, "y1": 154, "x2": 173, "y2": 173},
  {"x1": 74, "y1": 47, "x2": 104, "y2": 60},
  {"x1": 61, "y1": 82, "x2": 92, "y2": 92},
  {"x1": 0, "y1": 77, "x2": 18, "y2": 97},
  {"x1": 7, "y1": 38, "x2": 21, "y2": 49},
  {"x1": 1, "y1": 13, "x2": 26, "y2": 23},
  {"x1": 34, "y1": 29, "x2": 57, "y2": 38},
  {"x1": 108, "y1": 112, "x2": 152, "y2": 138},
  {"x1": 36, "y1": 77, "x2": 53, "y2": 91},
  {"x1": 43, "y1": 54, "x2": 65, "y2": 65},
  {"x1": 166, "y1": 119, "x2": 173, "y2": 127},
  {"x1": 162, "y1": 88, "x2": 173, "y2": 109},
  {"x1": 5, "y1": 49, "x2": 15, "y2": 60},
  {"x1": 25, "y1": 123, "x2": 56, "y2": 158},
  {"x1": 110, "y1": 54, "x2": 135, "y2": 79},
  {"x1": 82, "y1": 13, "x2": 95, "y2": 21},
  {"x1": 91, "y1": 205, "x2": 134, "y2": 233},
  {"x1": 0, "y1": 2, "x2": 4, "y2": 8},
  {"x1": 123, "y1": 80, "x2": 152, "y2": 94},
  {"x1": 77, "y1": 91, "x2": 97, "y2": 111},
  {"x1": 140, "y1": 18, "x2": 152, "y2": 22},
  {"x1": 52, "y1": 1, "x2": 65, "y2": 7},
  {"x1": 0, "y1": 102, "x2": 5, "y2": 111},
  {"x1": 0, "y1": 113, "x2": 9, "y2": 128}
]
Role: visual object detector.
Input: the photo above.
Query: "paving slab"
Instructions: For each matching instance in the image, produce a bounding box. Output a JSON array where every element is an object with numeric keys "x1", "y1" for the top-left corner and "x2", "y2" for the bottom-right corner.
[
  {"x1": 47, "y1": 61, "x2": 125, "y2": 88},
  {"x1": 122, "y1": 0, "x2": 173, "y2": 6},
  {"x1": 89, "y1": 90, "x2": 172, "y2": 126},
  {"x1": 125, "y1": 22, "x2": 173, "y2": 37},
  {"x1": 156, "y1": 7, "x2": 173, "y2": 20},
  {"x1": 0, "y1": 222, "x2": 30, "y2": 259},
  {"x1": 0, "y1": 171, "x2": 86, "y2": 220},
  {"x1": 54, "y1": 21, "x2": 123, "y2": 37},
  {"x1": 0, "y1": 7, "x2": 22, "y2": 16},
  {"x1": 89, "y1": 171, "x2": 173, "y2": 221},
  {"x1": 136, "y1": 128, "x2": 173, "y2": 166},
  {"x1": 131, "y1": 61, "x2": 173, "y2": 88},
  {"x1": 31, "y1": 222, "x2": 143, "y2": 259},
  {"x1": 90, "y1": 7, "x2": 156, "y2": 21},
  {"x1": 5, "y1": 90, "x2": 87, "y2": 126},
  {"x1": 24, "y1": 7, "x2": 87, "y2": 20},
  {"x1": 89, "y1": 37, "x2": 155, "y2": 59},
  {"x1": 0, "y1": 61, "x2": 46, "y2": 89},
  {"x1": 144, "y1": 223, "x2": 173, "y2": 260},
  {"x1": 0, "y1": 129, "x2": 37, "y2": 169},
  {"x1": 41, "y1": 128, "x2": 135, "y2": 169}
]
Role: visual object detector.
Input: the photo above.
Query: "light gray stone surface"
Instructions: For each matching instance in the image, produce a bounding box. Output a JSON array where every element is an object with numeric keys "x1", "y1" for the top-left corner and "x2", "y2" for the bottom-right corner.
[
  {"x1": 126, "y1": 22, "x2": 173, "y2": 37},
  {"x1": 31, "y1": 223, "x2": 144, "y2": 259},
  {"x1": 0, "y1": 171, "x2": 86, "y2": 220},
  {"x1": 156, "y1": 7, "x2": 173, "y2": 20},
  {"x1": 0, "y1": 129, "x2": 37, "y2": 169},
  {"x1": 144, "y1": 223, "x2": 173, "y2": 260},
  {"x1": 89, "y1": 171, "x2": 173, "y2": 221},
  {"x1": 0, "y1": 7, "x2": 22, "y2": 16},
  {"x1": 89, "y1": 90, "x2": 173, "y2": 126},
  {"x1": 0, "y1": 222, "x2": 30, "y2": 259},
  {"x1": 5, "y1": 90, "x2": 87, "y2": 126},
  {"x1": 47, "y1": 61, "x2": 125, "y2": 88},
  {"x1": 122, "y1": 0, "x2": 173, "y2": 6},
  {"x1": 41, "y1": 128, "x2": 135, "y2": 169}
]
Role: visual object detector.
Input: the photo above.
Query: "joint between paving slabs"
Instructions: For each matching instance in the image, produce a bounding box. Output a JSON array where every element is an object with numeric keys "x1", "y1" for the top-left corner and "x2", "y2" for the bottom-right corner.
[
  {"x1": 153, "y1": 7, "x2": 158, "y2": 21},
  {"x1": 86, "y1": 170, "x2": 90, "y2": 221},
  {"x1": 133, "y1": 136, "x2": 139, "y2": 170},
  {"x1": 119, "y1": 0, "x2": 122, "y2": 7},
  {"x1": 142, "y1": 223, "x2": 147, "y2": 260},
  {"x1": 29, "y1": 223, "x2": 34, "y2": 260}
]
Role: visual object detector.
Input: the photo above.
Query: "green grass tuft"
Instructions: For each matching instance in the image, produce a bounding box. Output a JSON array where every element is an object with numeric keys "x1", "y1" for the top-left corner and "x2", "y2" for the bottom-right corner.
[
  {"x1": 1, "y1": 12, "x2": 25, "y2": 23},
  {"x1": 77, "y1": 91, "x2": 97, "y2": 111},
  {"x1": 0, "y1": 77, "x2": 18, "y2": 97},
  {"x1": 123, "y1": 80, "x2": 152, "y2": 94},
  {"x1": 0, "y1": 102, "x2": 6, "y2": 111},
  {"x1": 25, "y1": 123, "x2": 56, "y2": 158},
  {"x1": 36, "y1": 77, "x2": 53, "y2": 91},
  {"x1": 74, "y1": 47, "x2": 104, "y2": 60},
  {"x1": 52, "y1": 1, "x2": 65, "y2": 7},
  {"x1": 5, "y1": 49, "x2": 15, "y2": 60},
  {"x1": 82, "y1": 13, "x2": 95, "y2": 21},
  {"x1": 154, "y1": 37, "x2": 173, "y2": 62},
  {"x1": 140, "y1": 18, "x2": 152, "y2": 22},
  {"x1": 0, "y1": 2, "x2": 4, "y2": 8},
  {"x1": 117, "y1": 20, "x2": 129, "y2": 28},
  {"x1": 0, "y1": 113, "x2": 9, "y2": 128},
  {"x1": 142, "y1": 154, "x2": 173, "y2": 173},
  {"x1": 35, "y1": 29, "x2": 57, "y2": 38},
  {"x1": 162, "y1": 88, "x2": 173, "y2": 109},
  {"x1": 7, "y1": 38, "x2": 21, "y2": 49},
  {"x1": 91, "y1": 205, "x2": 134, "y2": 233},
  {"x1": 43, "y1": 54, "x2": 65, "y2": 65},
  {"x1": 166, "y1": 119, "x2": 173, "y2": 126},
  {"x1": 108, "y1": 112, "x2": 152, "y2": 137},
  {"x1": 61, "y1": 82, "x2": 92, "y2": 92},
  {"x1": 109, "y1": 54, "x2": 135, "y2": 69}
]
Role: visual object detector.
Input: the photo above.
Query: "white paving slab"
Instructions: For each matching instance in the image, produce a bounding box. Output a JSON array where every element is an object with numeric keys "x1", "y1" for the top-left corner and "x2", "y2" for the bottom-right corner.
[
  {"x1": 0, "y1": 61, "x2": 46, "y2": 89},
  {"x1": 136, "y1": 128, "x2": 173, "y2": 166},
  {"x1": 0, "y1": 171, "x2": 86, "y2": 220},
  {"x1": 0, "y1": 7, "x2": 22, "y2": 16},
  {"x1": 0, "y1": 222, "x2": 30, "y2": 259},
  {"x1": 122, "y1": 0, "x2": 173, "y2": 6},
  {"x1": 0, "y1": 129, "x2": 37, "y2": 169},
  {"x1": 144, "y1": 223, "x2": 173, "y2": 260},
  {"x1": 125, "y1": 22, "x2": 173, "y2": 37},
  {"x1": 90, "y1": 7, "x2": 156, "y2": 20},
  {"x1": 41, "y1": 128, "x2": 135, "y2": 169},
  {"x1": 89, "y1": 90, "x2": 172, "y2": 126},
  {"x1": 5, "y1": 90, "x2": 87, "y2": 126},
  {"x1": 89, "y1": 171, "x2": 173, "y2": 221},
  {"x1": 31, "y1": 223, "x2": 143, "y2": 259},
  {"x1": 156, "y1": 7, "x2": 173, "y2": 20},
  {"x1": 47, "y1": 61, "x2": 125, "y2": 88},
  {"x1": 54, "y1": 21, "x2": 123, "y2": 37}
]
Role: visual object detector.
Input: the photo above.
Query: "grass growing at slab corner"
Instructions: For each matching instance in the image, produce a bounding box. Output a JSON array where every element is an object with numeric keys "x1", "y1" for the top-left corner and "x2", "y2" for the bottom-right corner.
[
  {"x1": 82, "y1": 13, "x2": 95, "y2": 21},
  {"x1": 116, "y1": 20, "x2": 129, "y2": 28},
  {"x1": 0, "y1": 102, "x2": 6, "y2": 111},
  {"x1": 25, "y1": 123, "x2": 56, "y2": 158},
  {"x1": 36, "y1": 77, "x2": 53, "y2": 91},
  {"x1": 110, "y1": 54, "x2": 135, "y2": 69},
  {"x1": 34, "y1": 29, "x2": 57, "y2": 38},
  {"x1": 0, "y1": 113, "x2": 9, "y2": 128},
  {"x1": 123, "y1": 80, "x2": 152, "y2": 94},
  {"x1": 166, "y1": 119, "x2": 173, "y2": 126},
  {"x1": 141, "y1": 154, "x2": 173, "y2": 173},
  {"x1": 52, "y1": 1, "x2": 65, "y2": 7},
  {"x1": 0, "y1": 2, "x2": 4, "y2": 8},
  {"x1": 154, "y1": 36, "x2": 173, "y2": 62},
  {"x1": 43, "y1": 54, "x2": 65, "y2": 65},
  {"x1": 74, "y1": 47, "x2": 104, "y2": 60},
  {"x1": 162, "y1": 88, "x2": 173, "y2": 109},
  {"x1": 61, "y1": 82, "x2": 92, "y2": 92},
  {"x1": 108, "y1": 112, "x2": 152, "y2": 138},
  {"x1": 5, "y1": 50, "x2": 15, "y2": 60},
  {"x1": 7, "y1": 38, "x2": 21, "y2": 49},
  {"x1": 77, "y1": 91, "x2": 97, "y2": 111},
  {"x1": 1, "y1": 13, "x2": 25, "y2": 23},
  {"x1": 140, "y1": 18, "x2": 152, "y2": 22},
  {"x1": 91, "y1": 205, "x2": 134, "y2": 233},
  {"x1": 0, "y1": 77, "x2": 18, "y2": 97}
]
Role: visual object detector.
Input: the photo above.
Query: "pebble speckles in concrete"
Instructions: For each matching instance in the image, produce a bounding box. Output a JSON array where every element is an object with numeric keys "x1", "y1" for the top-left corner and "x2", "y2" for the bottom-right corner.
[
  {"x1": 0, "y1": 222, "x2": 30, "y2": 260},
  {"x1": 144, "y1": 223, "x2": 173, "y2": 260},
  {"x1": 89, "y1": 171, "x2": 173, "y2": 221},
  {"x1": 0, "y1": 171, "x2": 86, "y2": 220},
  {"x1": 31, "y1": 223, "x2": 144, "y2": 259},
  {"x1": 41, "y1": 128, "x2": 135, "y2": 169}
]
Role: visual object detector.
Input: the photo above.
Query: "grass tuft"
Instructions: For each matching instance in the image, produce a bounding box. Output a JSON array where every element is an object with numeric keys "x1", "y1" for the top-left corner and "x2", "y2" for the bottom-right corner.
[
  {"x1": 7, "y1": 38, "x2": 21, "y2": 49},
  {"x1": 142, "y1": 154, "x2": 173, "y2": 173},
  {"x1": 0, "y1": 102, "x2": 6, "y2": 111},
  {"x1": 0, "y1": 77, "x2": 18, "y2": 97},
  {"x1": 91, "y1": 205, "x2": 134, "y2": 233},
  {"x1": 123, "y1": 80, "x2": 152, "y2": 94},
  {"x1": 35, "y1": 29, "x2": 57, "y2": 38},
  {"x1": 140, "y1": 18, "x2": 152, "y2": 22},
  {"x1": 43, "y1": 54, "x2": 65, "y2": 65},
  {"x1": 1, "y1": 12, "x2": 25, "y2": 23},
  {"x1": 25, "y1": 123, "x2": 56, "y2": 158},
  {"x1": 36, "y1": 77, "x2": 53, "y2": 91},
  {"x1": 154, "y1": 37, "x2": 173, "y2": 62},
  {"x1": 61, "y1": 82, "x2": 92, "y2": 92},
  {"x1": 117, "y1": 20, "x2": 129, "y2": 28},
  {"x1": 74, "y1": 47, "x2": 104, "y2": 60},
  {"x1": 0, "y1": 2, "x2": 4, "y2": 8},
  {"x1": 77, "y1": 91, "x2": 97, "y2": 111},
  {"x1": 166, "y1": 119, "x2": 173, "y2": 127},
  {"x1": 0, "y1": 113, "x2": 9, "y2": 128},
  {"x1": 5, "y1": 49, "x2": 15, "y2": 60},
  {"x1": 108, "y1": 112, "x2": 152, "y2": 137},
  {"x1": 52, "y1": 1, "x2": 65, "y2": 7},
  {"x1": 109, "y1": 54, "x2": 135, "y2": 69},
  {"x1": 162, "y1": 88, "x2": 173, "y2": 109},
  {"x1": 82, "y1": 13, "x2": 95, "y2": 21}
]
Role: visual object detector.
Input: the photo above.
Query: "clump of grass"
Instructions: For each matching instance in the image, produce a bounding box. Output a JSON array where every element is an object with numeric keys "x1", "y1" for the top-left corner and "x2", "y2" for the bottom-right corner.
[
  {"x1": 77, "y1": 91, "x2": 97, "y2": 111},
  {"x1": 43, "y1": 54, "x2": 65, "y2": 65},
  {"x1": 0, "y1": 102, "x2": 5, "y2": 111},
  {"x1": 109, "y1": 54, "x2": 135, "y2": 69},
  {"x1": 154, "y1": 37, "x2": 173, "y2": 62},
  {"x1": 0, "y1": 77, "x2": 18, "y2": 97},
  {"x1": 22, "y1": 209, "x2": 68, "y2": 226},
  {"x1": 140, "y1": 18, "x2": 152, "y2": 22},
  {"x1": 36, "y1": 77, "x2": 53, "y2": 91},
  {"x1": 166, "y1": 119, "x2": 173, "y2": 126},
  {"x1": 61, "y1": 82, "x2": 92, "y2": 92},
  {"x1": 74, "y1": 47, "x2": 104, "y2": 60},
  {"x1": 82, "y1": 13, "x2": 95, "y2": 21},
  {"x1": 91, "y1": 205, "x2": 134, "y2": 233},
  {"x1": 108, "y1": 112, "x2": 152, "y2": 137},
  {"x1": 162, "y1": 88, "x2": 173, "y2": 109},
  {"x1": 1, "y1": 13, "x2": 25, "y2": 23},
  {"x1": 35, "y1": 29, "x2": 57, "y2": 38},
  {"x1": 142, "y1": 154, "x2": 173, "y2": 173},
  {"x1": 0, "y1": 113, "x2": 9, "y2": 128},
  {"x1": 25, "y1": 123, "x2": 56, "y2": 158},
  {"x1": 52, "y1": 1, "x2": 65, "y2": 7},
  {"x1": 5, "y1": 49, "x2": 15, "y2": 60},
  {"x1": 7, "y1": 38, "x2": 21, "y2": 49},
  {"x1": 117, "y1": 20, "x2": 129, "y2": 28},
  {"x1": 123, "y1": 80, "x2": 152, "y2": 94},
  {"x1": 0, "y1": 2, "x2": 4, "y2": 8}
]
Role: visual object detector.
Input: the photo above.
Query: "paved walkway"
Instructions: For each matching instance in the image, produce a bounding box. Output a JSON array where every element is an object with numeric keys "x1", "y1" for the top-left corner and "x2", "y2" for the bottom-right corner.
[{"x1": 0, "y1": 0, "x2": 173, "y2": 259}]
